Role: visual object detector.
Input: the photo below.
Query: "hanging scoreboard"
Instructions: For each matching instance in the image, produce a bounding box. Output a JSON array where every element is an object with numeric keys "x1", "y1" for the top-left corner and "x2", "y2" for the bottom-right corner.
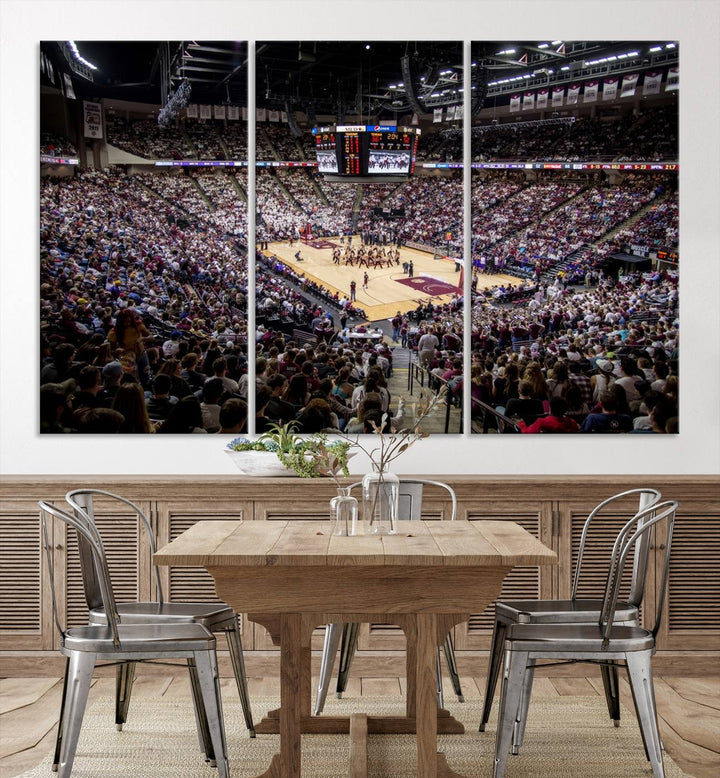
[
  {"x1": 314, "y1": 130, "x2": 338, "y2": 173},
  {"x1": 312, "y1": 125, "x2": 421, "y2": 177}
]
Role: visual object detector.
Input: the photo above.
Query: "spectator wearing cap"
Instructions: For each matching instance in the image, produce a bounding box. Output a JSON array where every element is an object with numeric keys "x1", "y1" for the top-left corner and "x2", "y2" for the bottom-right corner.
[
  {"x1": 101, "y1": 361, "x2": 124, "y2": 402},
  {"x1": 591, "y1": 359, "x2": 616, "y2": 404}
]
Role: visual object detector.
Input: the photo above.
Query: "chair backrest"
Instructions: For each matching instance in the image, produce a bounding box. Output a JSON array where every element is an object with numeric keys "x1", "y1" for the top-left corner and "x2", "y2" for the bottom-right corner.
[
  {"x1": 600, "y1": 500, "x2": 677, "y2": 641},
  {"x1": 572, "y1": 488, "x2": 662, "y2": 606},
  {"x1": 66, "y1": 489, "x2": 165, "y2": 608},
  {"x1": 38, "y1": 500, "x2": 122, "y2": 647},
  {"x1": 349, "y1": 478, "x2": 457, "y2": 521}
]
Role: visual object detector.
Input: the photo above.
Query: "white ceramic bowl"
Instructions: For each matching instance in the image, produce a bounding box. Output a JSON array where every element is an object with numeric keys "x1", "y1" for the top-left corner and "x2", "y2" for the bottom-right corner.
[{"x1": 225, "y1": 449, "x2": 296, "y2": 476}]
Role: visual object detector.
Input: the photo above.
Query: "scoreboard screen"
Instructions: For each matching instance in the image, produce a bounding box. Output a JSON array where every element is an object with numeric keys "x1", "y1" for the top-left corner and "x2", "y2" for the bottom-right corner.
[
  {"x1": 341, "y1": 132, "x2": 361, "y2": 175},
  {"x1": 314, "y1": 131, "x2": 338, "y2": 173},
  {"x1": 313, "y1": 125, "x2": 421, "y2": 177}
]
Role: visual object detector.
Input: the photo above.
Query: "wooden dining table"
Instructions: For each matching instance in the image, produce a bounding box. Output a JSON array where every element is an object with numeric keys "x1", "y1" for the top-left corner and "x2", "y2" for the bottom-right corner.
[{"x1": 154, "y1": 518, "x2": 557, "y2": 778}]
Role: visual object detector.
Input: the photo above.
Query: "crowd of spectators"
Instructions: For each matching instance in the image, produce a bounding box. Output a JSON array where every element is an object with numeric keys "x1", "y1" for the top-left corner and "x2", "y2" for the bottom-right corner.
[
  {"x1": 105, "y1": 115, "x2": 195, "y2": 159},
  {"x1": 464, "y1": 269, "x2": 679, "y2": 433},
  {"x1": 41, "y1": 132, "x2": 78, "y2": 157},
  {"x1": 193, "y1": 170, "x2": 249, "y2": 237},
  {"x1": 469, "y1": 107, "x2": 678, "y2": 163},
  {"x1": 261, "y1": 124, "x2": 303, "y2": 160},
  {"x1": 98, "y1": 103, "x2": 677, "y2": 167},
  {"x1": 41, "y1": 104, "x2": 679, "y2": 435}
]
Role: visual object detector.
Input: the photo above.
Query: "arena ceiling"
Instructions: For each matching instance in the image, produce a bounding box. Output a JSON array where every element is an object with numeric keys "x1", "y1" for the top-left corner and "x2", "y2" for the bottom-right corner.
[{"x1": 41, "y1": 39, "x2": 678, "y2": 114}]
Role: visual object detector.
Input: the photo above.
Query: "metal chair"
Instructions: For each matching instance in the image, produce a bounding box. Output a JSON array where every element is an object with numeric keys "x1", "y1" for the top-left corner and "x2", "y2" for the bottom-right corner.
[
  {"x1": 60, "y1": 488, "x2": 253, "y2": 761},
  {"x1": 39, "y1": 500, "x2": 229, "y2": 778},
  {"x1": 315, "y1": 479, "x2": 462, "y2": 715},
  {"x1": 493, "y1": 500, "x2": 677, "y2": 778},
  {"x1": 480, "y1": 488, "x2": 662, "y2": 733}
]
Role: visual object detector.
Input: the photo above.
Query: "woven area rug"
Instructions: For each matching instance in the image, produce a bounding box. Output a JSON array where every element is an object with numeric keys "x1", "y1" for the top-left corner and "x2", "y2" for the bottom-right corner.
[{"x1": 19, "y1": 695, "x2": 687, "y2": 777}]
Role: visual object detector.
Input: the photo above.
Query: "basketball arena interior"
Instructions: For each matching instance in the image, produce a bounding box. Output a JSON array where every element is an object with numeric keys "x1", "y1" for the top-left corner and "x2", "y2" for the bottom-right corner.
[{"x1": 38, "y1": 39, "x2": 681, "y2": 436}]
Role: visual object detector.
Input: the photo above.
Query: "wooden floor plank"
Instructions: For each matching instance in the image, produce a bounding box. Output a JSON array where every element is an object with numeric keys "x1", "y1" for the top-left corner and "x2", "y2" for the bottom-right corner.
[
  {"x1": 0, "y1": 723, "x2": 57, "y2": 778},
  {"x1": 663, "y1": 677, "x2": 720, "y2": 710},
  {"x1": 653, "y1": 678, "x2": 720, "y2": 753},
  {"x1": 549, "y1": 677, "x2": 598, "y2": 696},
  {"x1": 0, "y1": 678, "x2": 60, "y2": 715},
  {"x1": 453, "y1": 676, "x2": 482, "y2": 699},
  {"x1": 618, "y1": 678, "x2": 720, "y2": 778},
  {"x1": 246, "y1": 676, "x2": 282, "y2": 698},
  {"x1": 360, "y1": 677, "x2": 402, "y2": 697},
  {"x1": 343, "y1": 677, "x2": 363, "y2": 698},
  {"x1": 0, "y1": 682, "x2": 65, "y2": 759}
]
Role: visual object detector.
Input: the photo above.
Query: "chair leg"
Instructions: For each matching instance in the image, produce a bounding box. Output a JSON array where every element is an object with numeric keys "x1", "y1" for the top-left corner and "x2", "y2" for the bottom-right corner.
[
  {"x1": 442, "y1": 632, "x2": 464, "y2": 702},
  {"x1": 224, "y1": 617, "x2": 255, "y2": 736},
  {"x1": 601, "y1": 660, "x2": 621, "y2": 727},
  {"x1": 115, "y1": 661, "x2": 136, "y2": 731},
  {"x1": 56, "y1": 651, "x2": 95, "y2": 778},
  {"x1": 626, "y1": 651, "x2": 664, "y2": 778},
  {"x1": 52, "y1": 656, "x2": 71, "y2": 771},
  {"x1": 187, "y1": 657, "x2": 215, "y2": 764},
  {"x1": 194, "y1": 650, "x2": 229, "y2": 778},
  {"x1": 493, "y1": 650, "x2": 529, "y2": 778},
  {"x1": 480, "y1": 618, "x2": 507, "y2": 731},
  {"x1": 511, "y1": 660, "x2": 536, "y2": 754},
  {"x1": 336, "y1": 622, "x2": 360, "y2": 698},
  {"x1": 436, "y1": 648, "x2": 444, "y2": 708},
  {"x1": 315, "y1": 622, "x2": 343, "y2": 715}
]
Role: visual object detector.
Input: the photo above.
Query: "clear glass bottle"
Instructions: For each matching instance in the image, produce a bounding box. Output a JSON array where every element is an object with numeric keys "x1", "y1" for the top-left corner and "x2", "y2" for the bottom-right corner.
[
  {"x1": 330, "y1": 487, "x2": 359, "y2": 536},
  {"x1": 361, "y1": 468, "x2": 400, "y2": 535}
]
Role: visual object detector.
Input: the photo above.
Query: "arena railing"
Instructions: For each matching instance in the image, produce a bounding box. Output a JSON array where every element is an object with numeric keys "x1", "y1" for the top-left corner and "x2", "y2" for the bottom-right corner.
[
  {"x1": 471, "y1": 399, "x2": 522, "y2": 434},
  {"x1": 408, "y1": 358, "x2": 425, "y2": 394}
]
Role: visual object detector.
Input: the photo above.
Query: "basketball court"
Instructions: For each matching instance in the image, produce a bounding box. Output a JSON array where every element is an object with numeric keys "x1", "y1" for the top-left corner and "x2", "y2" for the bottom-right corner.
[{"x1": 260, "y1": 235, "x2": 517, "y2": 322}]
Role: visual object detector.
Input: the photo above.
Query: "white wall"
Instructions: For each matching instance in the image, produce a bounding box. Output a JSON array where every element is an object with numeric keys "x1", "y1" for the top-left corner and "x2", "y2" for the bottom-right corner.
[{"x1": 2, "y1": 0, "x2": 719, "y2": 476}]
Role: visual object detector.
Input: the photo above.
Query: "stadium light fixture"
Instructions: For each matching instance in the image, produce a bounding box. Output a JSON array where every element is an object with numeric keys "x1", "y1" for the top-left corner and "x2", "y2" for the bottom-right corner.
[
  {"x1": 538, "y1": 43, "x2": 549, "y2": 49},
  {"x1": 551, "y1": 40, "x2": 562, "y2": 45},
  {"x1": 666, "y1": 42, "x2": 676, "y2": 49},
  {"x1": 68, "y1": 41, "x2": 98, "y2": 71},
  {"x1": 649, "y1": 46, "x2": 662, "y2": 52}
]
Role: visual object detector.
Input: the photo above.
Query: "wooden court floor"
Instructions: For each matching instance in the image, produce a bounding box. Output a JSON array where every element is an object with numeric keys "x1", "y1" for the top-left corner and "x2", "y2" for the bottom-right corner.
[{"x1": 260, "y1": 235, "x2": 516, "y2": 322}]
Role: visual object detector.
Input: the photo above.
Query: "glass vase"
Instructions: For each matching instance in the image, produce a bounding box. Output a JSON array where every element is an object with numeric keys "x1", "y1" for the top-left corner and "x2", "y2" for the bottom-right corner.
[
  {"x1": 362, "y1": 468, "x2": 400, "y2": 535},
  {"x1": 330, "y1": 487, "x2": 359, "y2": 536}
]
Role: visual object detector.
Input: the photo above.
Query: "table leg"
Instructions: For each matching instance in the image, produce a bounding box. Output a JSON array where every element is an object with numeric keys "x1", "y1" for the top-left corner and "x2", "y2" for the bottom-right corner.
[
  {"x1": 415, "y1": 613, "x2": 468, "y2": 778},
  {"x1": 416, "y1": 612, "x2": 438, "y2": 777},
  {"x1": 255, "y1": 613, "x2": 312, "y2": 778}
]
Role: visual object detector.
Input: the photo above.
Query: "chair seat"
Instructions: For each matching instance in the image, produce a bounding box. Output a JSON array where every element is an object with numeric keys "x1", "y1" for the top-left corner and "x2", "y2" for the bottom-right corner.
[
  {"x1": 63, "y1": 623, "x2": 216, "y2": 653},
  {"x1": 506, "y1": 623, "x2": 655, "y2": 653},
  {"x1": 89, "y1": 601, "x2": 235, "y2": 628},
  {"x1": 497, "y1": 598, "x2": 638, "y2": 624}
]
